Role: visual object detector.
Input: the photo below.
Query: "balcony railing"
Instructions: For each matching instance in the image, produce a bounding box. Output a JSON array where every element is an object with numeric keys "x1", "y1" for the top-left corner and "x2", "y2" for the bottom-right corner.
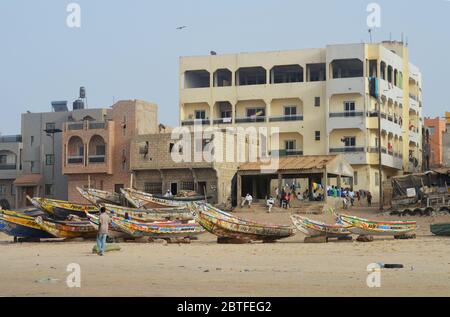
[
  {"x1": 68, "y1": 156, "x2": 84, "y2": 164},
  {"x1": 181, "y1": 119, "x2": 211, "y2": 126},
  {"x1": 329, "y1": 112, "x2": 364, "y2": 118},
  {"x1": 0, "y1": 135, "x2": 22, "y2": 143},
  {"x1": 66, "y1": 121, "x2": 108, "y2": 131},
  {"x1": 235, "y1": 116, "x2": 266, "y2": 123},
  {"x1": 89, "y1": 122, "x2": 106, "y2": 130},
  {"x1": 88, "y1": 155, "x2": 106, "y2": 163},
  {"x1": 271, "y1": 150, "x2": 304, "y2": 157},
  {"x1": 213, "y1": 118, "x2": 233, "y2": 125},
  {"x1": 269, "y1": 115, "x2": 304, "y2": 122},
  {"x1": 67, "y1": 123, "x2": 85, "y2": 131},
  {"x1": 330, "y1": 147, "x2": 365, "y2": 153},
  {"x1": 0, "y1": 164, "x2": 17, "y2": 170}
]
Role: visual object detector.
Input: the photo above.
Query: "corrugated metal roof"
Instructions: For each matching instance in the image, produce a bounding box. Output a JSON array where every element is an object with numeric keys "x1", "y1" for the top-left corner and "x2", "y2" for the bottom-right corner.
[
  {"x1": 238, "y1": 155, "x2": 339, "y2": 172},
  {"x1": 13, "y1": 174, "x2": 43, "y2": 186}
]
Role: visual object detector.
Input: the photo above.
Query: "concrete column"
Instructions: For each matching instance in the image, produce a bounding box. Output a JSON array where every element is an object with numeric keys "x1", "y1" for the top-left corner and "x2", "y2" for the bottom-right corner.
[
  {"x1": 322, "y1": 169, "x2": 328, "y2": 202},
  {"x1": 308, "y1": 176, "x2": 313, "y2": 201},
  {"x1": 237, "y1": 173, "x2": 242, "y2": 207},
  {"x1": 337, "y1": 175, "x2": 342, "y2": 188}
]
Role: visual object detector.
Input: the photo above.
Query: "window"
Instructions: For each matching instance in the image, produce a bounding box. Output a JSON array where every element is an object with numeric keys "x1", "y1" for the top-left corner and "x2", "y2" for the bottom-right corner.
[
  {"x1": 0, "y1": 184, "x2": 8, "y2": 195},
  {"x1": 195, "y1": 111, "x2": 206, "y2": 120},
  {"x1": 96, "y1": 145, "x2": 106, "y2": 156},
  {"x1": 144, "y1": 182, "x2": 163, "y2": 195},
  {"x1": 285, "y1": 140, "x2": 296, "y2": 151},
  {"x1": 375, "y1": 172, "x2": 379, "y2": 186},
  {"x1": 344, "y1": 137, "x2": 356, "y2": 147},
  {"x1": 284, "y1": 106, "x2": 297, "y2": 117},
  {"x1": 314, "y1": 97, "x2": 321, "y2": 107},
  {"x1": 46, "y1": 154, "x2": 55, "y2": 165},
  {"x1": 31, "y1": 136, "x2": 34, "y2": 146},
  {"x1": 46, "y1": 123, "x2": 56, "y2": 131},
  {"x1": 344, "y1": 101, "x2": 356, "y2": 112},
  {"x1": 114, "y1": 184, "x2": 124, "y2": 194},
  {"x1": 180, "y1": 181, "x2": 195, "y2": 191},
  {"x1": 0, "y1": 155, "x2": 7, "y2": 165},
  {"x1": 246, "y1": 108, "x2": 265, "y2": 117},
  {"x1": 354, "y1": 172, "x2": 358, "y2": 186},
  {"x1": 45, "y1": 184, "x2": 54, "y2": 196},
  {"x1": 315, "y1": 131, "x2": 321, "y2": 141},
  {"x1": 428, "y1": 127, "x2": 435, "y2": 135},
  {"x1": 169, "y1": 143, "x2": 175, "y2": 153},
  {"x1": 221, "y1": 111, "x2": 232, "y2": 119}
]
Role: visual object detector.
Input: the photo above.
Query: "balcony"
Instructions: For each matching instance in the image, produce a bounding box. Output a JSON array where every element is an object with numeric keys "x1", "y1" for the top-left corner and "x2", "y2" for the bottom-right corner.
[
  {"x1": 271, "y1": 150, "x2": 304, "y2": 157},
  {"x1": 269, "y1": 115, "x2": 304, "y2": 123},
  {"x1": 88, "y1": 155, "x2": 106, "y2": 163},
  {"x1": 328, "y1": 112, "x2": 365, "y2": 132},
  {"x1": 213, "y1": 118, "x2": 233, "y2": 125},
  {"x1": 409, "y1": 130, "x2": 421, "y2": 144},
  {"x1": 67, "y1": 156, "x2": 83, "y2": 164},
  {"x1": 0, "y1": 135, "x2": 22, "y2": 143},
  {"x1": 181, "y1": 119, "x2": 211, "y2": 126},
  {"x1": 329, "y1": 147, "x2": 365, "y2": 154},
  {"x1": 235, "y1": 116, "x2": 266, "y2": 124},
  {"x1": 0, "y1": 164, "x2": 17, "y2": 170}
]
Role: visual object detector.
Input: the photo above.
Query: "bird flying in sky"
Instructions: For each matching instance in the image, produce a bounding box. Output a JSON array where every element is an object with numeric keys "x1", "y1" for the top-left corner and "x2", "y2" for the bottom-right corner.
[{"x1": 176, "y1": 26, "x2": 187, "y2": 30}]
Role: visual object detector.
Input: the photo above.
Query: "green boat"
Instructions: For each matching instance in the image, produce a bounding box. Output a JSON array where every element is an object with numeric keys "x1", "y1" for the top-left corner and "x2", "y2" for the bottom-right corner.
[{"x1": 430, "y1": 223, "x2": 450, "y2": 236}]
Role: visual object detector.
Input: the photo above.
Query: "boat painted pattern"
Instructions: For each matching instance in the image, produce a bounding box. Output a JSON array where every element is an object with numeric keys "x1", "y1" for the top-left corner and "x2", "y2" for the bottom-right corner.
[
  {"x1": 35, "y1": 216, "x2": 97, "y2": 238},
  {"x1": 290, "y1": 214, "x2": 351, "y2": 238},
  {"x1": 0, "y1": 211, "x2": 54, "y2": 239},
  {"x1": 121, "y1": 188, "x2": 189, "y2": 209},
  {"x1": 338, "y1": 214, "x2": 417, "y2": 236},
  {"x1": 104, "y1": 204, "x2": 194, "y2": 222}
]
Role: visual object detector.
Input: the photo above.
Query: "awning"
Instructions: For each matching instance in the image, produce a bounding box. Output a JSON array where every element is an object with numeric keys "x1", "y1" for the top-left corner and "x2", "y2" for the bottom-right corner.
[{"x1": 13, "y1": 174, "x2": 43, "y2": 186}]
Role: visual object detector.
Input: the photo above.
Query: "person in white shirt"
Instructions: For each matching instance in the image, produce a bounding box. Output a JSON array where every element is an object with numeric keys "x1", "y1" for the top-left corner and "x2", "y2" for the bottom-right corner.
[
  {"x1": 241, "y1": 194, "x2": 253, "y2": 208},
  {"x1": 266, "y1": 197, "x2": 275, "y2": 213},
  {"x1": 164, "y1": 189, "x2": 173, "y2": 198}
]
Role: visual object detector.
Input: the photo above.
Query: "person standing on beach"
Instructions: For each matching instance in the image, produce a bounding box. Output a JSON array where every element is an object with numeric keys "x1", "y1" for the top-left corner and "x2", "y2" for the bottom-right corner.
[
  {"x1": 97, "y1": 207, "x2": 109, "y2": 256},
  {"x1": 367, "y1": 192, "x2": 372, "y2": 207}
]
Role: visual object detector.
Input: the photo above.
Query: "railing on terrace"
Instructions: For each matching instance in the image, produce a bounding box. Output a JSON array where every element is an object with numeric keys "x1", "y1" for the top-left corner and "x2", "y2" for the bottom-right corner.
[
  {"x1": 368, "y1": 147, "x2": 388, "y2": 154},
  {"x1": 67, "y1": 123, "x2": 85, "y2": 131},
  {"x1": 67, "y1": 121, "x2": 108, "y2": 131},
  {"x1": 213, "y1": 118, "x2": 233, "y2": 125},
  {"x1": 0, "y1": 135, "x2": 22, "y2": 143},
  {"x1": 329, "y1": 147, "x2": 365, "y2": 153},
  {"x1": 67, "y1": 156, "x2": 84, "y2": 164},
  {"x1": 88, "y1": 155, "x2": 106, "y2": 163},
  {"x1": 235, "y1": 117, "x2": 266, "y2": 124},
  {"x1": 329, "y1": 112, "x2": 364, "y2": 118},
  {"x1": 89, "y1": 122, "x2": 106, "y2": 130},
  {"x1": 0, "y1": 164, "x2": 17, "y2": 170},
  {"x1": 181, "y1": 119, "x2": 211, "y2": 126},
  {"x1": 271, "y1": 150, "x2": 304, "y2": 157},
  {"x1": 269, "y1": 115, "x2": 304, "y2": 122}
]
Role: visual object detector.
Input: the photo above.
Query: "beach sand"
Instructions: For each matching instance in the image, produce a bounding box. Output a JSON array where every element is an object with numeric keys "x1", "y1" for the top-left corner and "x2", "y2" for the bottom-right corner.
[{"x1": 1, "y1": 207, "x2": 450, "y2": 297}]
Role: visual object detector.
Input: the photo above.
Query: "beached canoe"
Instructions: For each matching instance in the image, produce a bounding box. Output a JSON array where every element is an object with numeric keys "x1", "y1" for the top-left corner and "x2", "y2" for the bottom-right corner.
[
  {"x1": 290, "y1": 214, "x2": 351, "y2": 238},
  {"x1": 85, "y1": 212, "x2": 131, "y2": 239},
  {"x1": 28, "y1": 196, "x2": 98, "y2": 219},
  {"x1": 430, "y1": 223, "x2": 450, "y2": 236},
  {"x1": 110, "y1": 216, "x2": 205, "y2": 239},
  {"x1": 338, "y1": 214, "x2": 417, "y2": 236},
  {"x1": 76, "y1": 187, "x2": 122, "y2": 205},
  {"x1": 190, "y1": 202, "x2": 295, "y2": 242},
  {"x1": 35, "y1": 216, "x2": 97, "y2": 239},
  {"x1": 0, "y1": 210, "x2": 55, "y2": 239},
  {"x1": 121, "y1": 188, "x2": 191, "y2": 209},
  {"x1": 103, "y1": 203, "x2": 194, "y2": 222}
]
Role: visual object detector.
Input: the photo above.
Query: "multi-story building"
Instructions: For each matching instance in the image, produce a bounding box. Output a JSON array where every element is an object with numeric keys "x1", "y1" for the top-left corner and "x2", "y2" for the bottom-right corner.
[
  {"x1": 443, "y1": 113, "x2": 450, "y2": 167},
  {"x1": 424, "y1": 117, "x2": 446, "y2": 168},
  {"x1": 0, "y1": 135, "x2": 22, "y2": 209},
  {"x1": 178, "y1": 41, "x2": 423, "y2": 201},
  {"x1": 62, "y1": 100, "x2": 159, "y2": 203},
  {"x1": 14, "y1": 101, "x2": 107, "y2": 208}
]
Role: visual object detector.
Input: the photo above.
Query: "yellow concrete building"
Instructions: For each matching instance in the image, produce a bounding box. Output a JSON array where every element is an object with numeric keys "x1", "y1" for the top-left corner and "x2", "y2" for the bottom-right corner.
[{"x1": 178, "y1": 41, "x2": 423, "y2": 201}]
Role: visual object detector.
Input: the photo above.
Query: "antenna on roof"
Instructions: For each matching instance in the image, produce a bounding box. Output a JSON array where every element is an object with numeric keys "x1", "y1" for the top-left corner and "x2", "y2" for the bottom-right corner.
[{"x1": 368, "y1": 28, "x2": 373, "y2": 43}]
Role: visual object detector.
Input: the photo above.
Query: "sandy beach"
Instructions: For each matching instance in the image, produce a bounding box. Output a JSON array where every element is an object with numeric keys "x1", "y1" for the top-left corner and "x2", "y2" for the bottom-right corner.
[{"x1": 1, "y1": 207, "x2": 450, "y2": 297}]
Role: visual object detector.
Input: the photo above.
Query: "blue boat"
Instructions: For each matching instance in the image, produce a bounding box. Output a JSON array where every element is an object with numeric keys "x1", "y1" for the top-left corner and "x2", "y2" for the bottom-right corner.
[{"x1": 0, "y1": 211, "x2": 54, "y2": 239}]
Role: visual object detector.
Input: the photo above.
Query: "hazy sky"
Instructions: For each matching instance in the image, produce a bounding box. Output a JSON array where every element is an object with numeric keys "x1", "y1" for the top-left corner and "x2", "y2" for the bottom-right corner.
[{"x1": 0, "y1": 0, "x2": 449, "y2": 135}]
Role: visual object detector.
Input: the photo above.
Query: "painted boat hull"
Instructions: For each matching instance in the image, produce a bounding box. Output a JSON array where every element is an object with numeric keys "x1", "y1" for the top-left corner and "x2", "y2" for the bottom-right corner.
[
  {"x1": 339, "y1": 214, "x2": 417, "y2": 237},
  {"x1": 35, "y1": 216, "x2": 97, "y2": 239},
  {"x1": 104, "y1": 203, "x2": 194, "y2": 222},
  {"x1": 192, "y1": 202, "x2": 295, "y2": 241},
  {"x1": 0, "y1": 211, "x2": 54, "y2": 239},
  {"x1": 121, "y1": 188, "x2": 190, "y2": 209},
  {"x1": 430, "y1": 223, "x2": 450, "y2": 236},
  {"x1": 290, "y1": 215, "x2": 351, "y2": 238},
  {"x1": 77, "y1": 187, "x2": 122, "y2": 205},
  {"x1": 29, "y1": 196, "x2": 98, "y2": 219},
  {"x1": 85, "y1": 212, "x2": 131, "y2": 239},
  {"x1": 110, "y1": 216, "x2": 205, "y2": 239}
]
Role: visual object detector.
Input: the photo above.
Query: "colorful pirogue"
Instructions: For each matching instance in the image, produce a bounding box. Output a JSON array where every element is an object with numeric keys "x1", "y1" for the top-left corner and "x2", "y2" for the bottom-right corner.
[
  {"x1": 110, "y1": 216, "x2": 205, "y2": 239},
  {"x1": 290, "y1": 214, "x2": 351, "y2": 238},
  {"x1": 430, "y1": 223, "x2": 450, "y2": 236},
  {"x1": 338, "y1": 214, "x2": 417, "y2": 236},
  {"x1": 77, "y1": 187, "x2": 122, "y2": 205},
  {"x1": 85, "y1": 212, "x2": 131, "y2": 239},
  {"x1": 103, "y1": 203, "x2": 194, "y2": 222},
  {"x1": 121, "y1": 188, "x2": 191, "y2": 209},
  {"x1": 190, "y1": 202, "x2": 295, "y2": 242},
  {"x1": 28, "y1": 196, "x2": 98, "y2": 219},
  {"x1": 0, "y1": 210, "x2": 54, "y2": 239},
  {"x1": 35, "y1": 216, "x2": 97, "y2": 239}
]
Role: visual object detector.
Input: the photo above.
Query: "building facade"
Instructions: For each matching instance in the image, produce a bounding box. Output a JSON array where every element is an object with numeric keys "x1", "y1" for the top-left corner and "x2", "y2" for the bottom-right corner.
[
  {"x1": 424, "y1": 117, "x2": 446, "y2": 168},
  {"x1": 444, "y1": 113, "x2": 450, "y2": 167},
  {"x1": 62, "y1": 100, "x2": 159, "y2": 203},
  {"x1": 178, "y1": 41, "x2": 423, "y2": 201},
  {"x1": 0, "y1": 135, "x2": 22, "y2": 209}
]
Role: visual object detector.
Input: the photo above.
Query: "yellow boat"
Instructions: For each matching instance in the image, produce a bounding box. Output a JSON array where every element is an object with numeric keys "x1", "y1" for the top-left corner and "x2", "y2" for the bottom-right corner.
[
  {"x1": 28, "y1": 196, "x2": 98, "y2": 219},
  {"x1": 35, "y1": 216, "x2": 97, "y2": 239}
]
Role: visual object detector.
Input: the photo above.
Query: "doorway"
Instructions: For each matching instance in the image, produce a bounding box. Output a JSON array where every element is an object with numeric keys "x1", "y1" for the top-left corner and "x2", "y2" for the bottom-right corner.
[
  {"x1": 171, "y1": 183, "x2": 178, "y2": 195},
  {"x1": 25, "y1": 187, "x2": 35, "y2": 206},
  {"x1": 197, "y1": 182, "x2": 206, "y2": 197}
]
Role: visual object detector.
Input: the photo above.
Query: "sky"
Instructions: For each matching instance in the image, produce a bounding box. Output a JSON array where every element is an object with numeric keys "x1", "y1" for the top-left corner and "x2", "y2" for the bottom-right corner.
[{"x1": 0, "y1": 0, "x2": 449, "y2": 135}]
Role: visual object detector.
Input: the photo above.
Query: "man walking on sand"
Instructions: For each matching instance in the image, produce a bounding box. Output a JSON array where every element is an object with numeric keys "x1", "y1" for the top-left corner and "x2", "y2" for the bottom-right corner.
[{"x1": 97, "y1": 207, "x2": 109, "y2": 256}]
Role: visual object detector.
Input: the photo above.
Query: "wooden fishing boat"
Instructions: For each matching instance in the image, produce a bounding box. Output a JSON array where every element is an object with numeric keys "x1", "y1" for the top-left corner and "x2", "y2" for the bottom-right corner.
[
  {"x1": 35, "y1": 216, "x2": 97, "y2": 239},
  {"x1": 28, "y1": 196, "x2": 98, "y2": 219},
  {"x1": 85, "y1": 212, "x2": 131, "y2": 239},
  {"x1": 121, "y1": 188, "x2": 190, "y2": 209},
  {"x1": 103, "y1": 203, "x2": 194, "y2": 222},
  {"x1": 190, "y1": 202, "x2": 295, "y2": 242},
  {"x1": 290, "y1": 214, "x2": 351, "y2": 238},
  {"x1": 76, "y1": 187, "x2": 122, "y2": 205},
  {"x1": 338, "y1": 214, "x2": 417, "y2": 236},
  {"x1": 110, "y1": 216, "x2": 205, "y2": 239},
  {"x1": 0, "y1": 210, "x2": 55, "y2": 239},
  {"x1": 430, "y1": 223, "x2": 450, "y2": 236}
]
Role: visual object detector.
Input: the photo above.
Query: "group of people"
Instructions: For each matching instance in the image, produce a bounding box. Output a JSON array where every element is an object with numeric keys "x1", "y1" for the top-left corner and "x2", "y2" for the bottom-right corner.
[{"x1": 327, "y1": 186, "x2": 373, "y2": 208}]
